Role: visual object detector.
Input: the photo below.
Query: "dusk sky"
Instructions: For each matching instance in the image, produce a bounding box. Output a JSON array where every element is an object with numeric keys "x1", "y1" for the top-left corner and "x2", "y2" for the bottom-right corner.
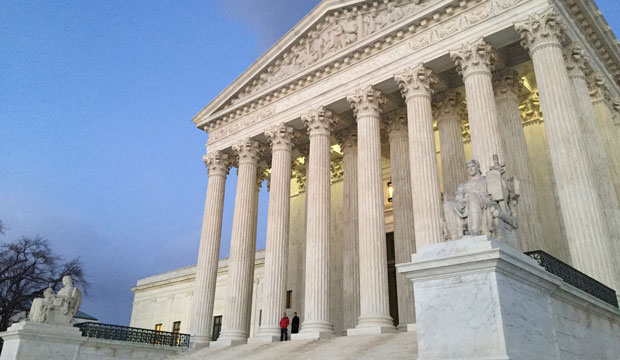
[{"x1": 1, "y1": 0, "x2": 618, "y2": 326}]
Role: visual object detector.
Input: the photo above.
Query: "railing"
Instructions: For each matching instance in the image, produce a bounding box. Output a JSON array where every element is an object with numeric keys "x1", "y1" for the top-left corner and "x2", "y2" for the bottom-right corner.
[
  {"x1": 75, "y1": 322, "x2": 190, "y2": 348},
  {"x1": 525, "y1": 250, "x2": 619, "y2": 308}
]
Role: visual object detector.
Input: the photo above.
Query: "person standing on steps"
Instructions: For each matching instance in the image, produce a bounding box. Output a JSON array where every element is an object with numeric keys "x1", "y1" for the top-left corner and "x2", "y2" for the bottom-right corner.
[
  {"x1": 291, "y1": 312, "x2": 299, "y2": 335},
  {"x1": 280, "y1": 312, "x2": 290, "y2": 341}
]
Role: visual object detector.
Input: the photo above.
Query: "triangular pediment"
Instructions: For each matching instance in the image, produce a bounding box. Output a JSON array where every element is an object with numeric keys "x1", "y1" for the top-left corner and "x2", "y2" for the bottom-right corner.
[{"x1": 193, "y1": 0, "x2": 438, "y2": 127}]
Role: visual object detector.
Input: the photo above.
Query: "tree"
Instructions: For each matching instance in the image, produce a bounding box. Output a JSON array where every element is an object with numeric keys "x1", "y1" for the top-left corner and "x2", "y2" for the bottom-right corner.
[{"x1": 0, "y1": 223, "x2": 88, "y2": 333}]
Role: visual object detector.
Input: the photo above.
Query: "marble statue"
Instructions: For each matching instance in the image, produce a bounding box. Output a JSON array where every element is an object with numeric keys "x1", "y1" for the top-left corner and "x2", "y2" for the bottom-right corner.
[
  {"x1": 28, "y1": 275, "x2": 82, "y2": 326},
  {"x1": 443, "y1": 156, "x2": 520, "y2": 247}
]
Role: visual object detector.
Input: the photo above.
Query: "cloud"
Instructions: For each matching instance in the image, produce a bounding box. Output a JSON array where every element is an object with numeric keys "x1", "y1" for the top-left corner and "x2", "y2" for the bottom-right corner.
[{"x1": 217, "y1": 0, "x2": 321, "y2": 51}]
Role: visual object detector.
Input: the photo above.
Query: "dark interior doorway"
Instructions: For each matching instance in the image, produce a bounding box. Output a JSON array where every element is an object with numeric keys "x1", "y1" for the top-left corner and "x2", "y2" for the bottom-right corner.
[{"x1": 386, "y1": 232, "x2": 399, "y2": 327}]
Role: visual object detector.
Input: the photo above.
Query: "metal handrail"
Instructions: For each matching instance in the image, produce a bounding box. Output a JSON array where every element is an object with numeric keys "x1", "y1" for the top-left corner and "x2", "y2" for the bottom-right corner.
[
  {"x1": 75, "y1": 322, "x2": 190, "y2": 348},
  {"x1": 525, "y1": 250, "x2": 618, "y2": 308}
]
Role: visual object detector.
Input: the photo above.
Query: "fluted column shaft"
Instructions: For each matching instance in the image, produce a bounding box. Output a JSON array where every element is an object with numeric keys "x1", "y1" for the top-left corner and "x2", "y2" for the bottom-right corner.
[
  {"x1": 434, "y1": 91, "x2": 468, "y2": 199},
  {"x1": 451, "y1": 39, "x2": 505, "y2": 171},
  {"x1": 565, "y1": 45, "x2": 620, "y2": 282},
  {"x1": 395, "y1": 65, "x2": 443, "y2": 248},
  {"x1": 385, "y1": 111, "x2": 416, "y2": 329},
  {"x1": 217, "y1": 139, "x2": 262, "y2": 345},
  {"x1": 493, "y1": 69, "x2": 544, "y2": 251},
  {"x1": 190, "y1": 152, "x2": 230, "y2": 347},
  {"x1": 255, "y1": 124, "x2": 295, "y2": 340},
  {"x1": 589, "y1": 73, "x2": 620, "y2": 201},
  {"x1": 347, "y1": 86, "x2": 393, "y2": 333},
  {"x1": 515, "y1": 8, "x2": 619, "y2": 289},
  {"x1": 338, "y1": 129, "x2": 360, "y2": 332},
  {"x1": 295, "y1": 108, "x2": 336, "y2": 339}
]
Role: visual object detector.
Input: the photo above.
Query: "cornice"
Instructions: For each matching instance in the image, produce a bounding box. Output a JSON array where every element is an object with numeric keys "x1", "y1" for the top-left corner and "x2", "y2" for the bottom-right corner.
[
  {"x1": 197, "y1": 0, "x2": 529, "y2": 133},
  {"x1": 553, "y1": 0, "x2": 620, "y2": 90}
]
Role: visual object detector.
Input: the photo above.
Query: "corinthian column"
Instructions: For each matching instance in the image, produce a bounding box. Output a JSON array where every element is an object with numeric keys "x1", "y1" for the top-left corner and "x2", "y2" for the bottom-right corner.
[
  {"x1": 384, "y1": 110, "x2": 416, "y2": 331},
  {"x1": 190, "y1": 151, "x2": 231, "y2": 348},
  {"x1": 337, "y1": 128, "x2": 360, "y2": 333},
  {"x1": 433, "y1": 90, "x2": 468, "y2": 200},
  {"x1": 515, "y1": 8, "x2": 620, "y2": 290},
  {"x1": 564, "y1": 43, "x2": 620, "y2": 275},
  {"x1": 588, "y1": 72, "x2": 620, "y2": 200},
  {"x1": 214, "y1": 139, "x2": 263, "y2": 347},
  {"x1": 493, "y1": 68, "x2": 544, "y2": 251},
  {"x1": 293, "y1": 107, "x2": 337, "y2": 340},
  {"x1": 395, "y1": 65, "x2": 443, "y2": 248},
  {"x1": 250, "y1": 124, "x2": 296, "y2": 343},
  {"x1": 346, "y1": 86, "x2": 394, "y2": 336},
  {"x1": 450, "y1": 39, "x2": 506, "y2": 171}
]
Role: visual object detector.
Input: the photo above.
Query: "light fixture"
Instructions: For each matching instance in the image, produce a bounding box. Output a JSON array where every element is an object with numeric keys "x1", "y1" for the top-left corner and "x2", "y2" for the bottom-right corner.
[{"x1": 387, "y1": 181, "x2": 393, "y2": 202}]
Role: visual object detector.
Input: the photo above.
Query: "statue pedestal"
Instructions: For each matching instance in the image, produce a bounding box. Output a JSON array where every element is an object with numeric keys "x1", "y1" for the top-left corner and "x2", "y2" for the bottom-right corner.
[
  {"x1": 0, "y1": 321, "x2": 83, "y2": 360},
  {"x1": 397, "y1": 235, "x2": 620, "y2": 360}
]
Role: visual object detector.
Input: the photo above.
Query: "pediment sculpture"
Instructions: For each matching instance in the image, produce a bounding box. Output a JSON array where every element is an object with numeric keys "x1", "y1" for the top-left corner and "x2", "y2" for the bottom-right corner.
[
  {"x1": 228, "y1": 0, "x2": 431, "y2": 107},
  {"x1": 443, "y1": 155, "x2": 520, "y2": 248},
  {"x1": 28, "y1": 275, "x2": 82, "y2": 326}
]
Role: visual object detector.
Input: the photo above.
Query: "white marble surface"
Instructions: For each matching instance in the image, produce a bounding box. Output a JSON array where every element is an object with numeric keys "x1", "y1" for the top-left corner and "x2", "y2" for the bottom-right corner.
[
  {"x1": 0, "y1": 321, "x2": 184, "y2": 360},
  {"x1": 398, "y1": 235, "x2": 620, "y2": 360}
]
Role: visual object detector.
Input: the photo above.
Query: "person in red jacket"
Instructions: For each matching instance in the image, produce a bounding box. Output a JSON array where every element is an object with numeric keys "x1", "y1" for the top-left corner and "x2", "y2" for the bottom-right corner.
[{"x1": 280, "y1": 312, "x2": 290, "y2": 341}]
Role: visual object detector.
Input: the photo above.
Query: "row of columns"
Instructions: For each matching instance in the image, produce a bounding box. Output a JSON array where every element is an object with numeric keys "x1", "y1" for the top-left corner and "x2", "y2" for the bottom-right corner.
[{"x1": 189, "y1": 6, "x2": 620, "y2": 348}]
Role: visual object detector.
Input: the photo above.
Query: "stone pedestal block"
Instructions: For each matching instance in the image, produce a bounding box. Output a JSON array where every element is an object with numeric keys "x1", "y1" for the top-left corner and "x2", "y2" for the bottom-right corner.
[
  {"x1": 0, "y1": 321, "x2": 83, "y2": 360},
  {"x1": 397, "y1": 235, "x2": 620, "y2": 360}
]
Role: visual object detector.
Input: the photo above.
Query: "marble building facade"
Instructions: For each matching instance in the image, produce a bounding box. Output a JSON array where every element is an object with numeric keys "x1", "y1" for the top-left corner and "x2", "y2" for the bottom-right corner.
[{"x1": 133, "y1": 0, "x2": 620, "y2": 350}]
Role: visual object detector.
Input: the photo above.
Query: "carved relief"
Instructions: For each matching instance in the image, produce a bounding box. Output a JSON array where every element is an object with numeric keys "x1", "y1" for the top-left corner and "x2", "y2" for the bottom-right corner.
[
  {"x1": 433, "y1": 90, "x2": 464, "y2": 118},
  {"x1": 203, "y1": 151, "x2": 232, "y2": 176},
  {"x1": 563, "y1": 42, "x2": 588, "y2": 78},
  {"x1": 588, "y1": 70, "x2": 612, "y2": 104},
  {"x1": 450, "y1": 38, "x2": 496, "y2": 77},
  {"x1": 264, "y1": 123, "x2": 298, "y2": 151},
  {"x1": 206, "y1": 0, "x2": 532, "y2": 145},
  {"x1": 347, "y1": 86, "x2": 386, "y2": 117},
  {"x1": 519, "y1": 91, "x2": 543, "y2": 126},
  {"x1": 493, "y1": 69, "x2": 524, "y2": 99},
  {"x1": 394, "y1": 65, "x2": 437, "y2": 100},
  {"x1": 229, "y1": 1, "x2": 426, "y2": 107},
  {"x1": 302, "y1": 107, "x2": 337, "y2": 136},
  {"x1": 232, "y1": 138, "x2": 264, "y2": 164},
  {"x1": 514, "y1": 7, "x2": 566, "y2": 53}
]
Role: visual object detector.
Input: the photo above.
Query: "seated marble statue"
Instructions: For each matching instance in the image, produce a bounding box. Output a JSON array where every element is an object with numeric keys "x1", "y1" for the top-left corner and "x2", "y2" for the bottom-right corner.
[
  {"x1": 28, "y1": 275, "x2": 82, "y2": 326},
  {"x1": 443, "y1": 156, "x2": 520, "y2": 248}
]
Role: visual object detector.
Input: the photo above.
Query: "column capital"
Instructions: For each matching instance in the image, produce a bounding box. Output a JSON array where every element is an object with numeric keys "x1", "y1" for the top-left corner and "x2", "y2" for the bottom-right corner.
[
  {"x1": 394, "y1": 65, "x2": 437, "y2": 100},
  {"x1": 265, "y1": 123, "x2": 298, "y2": 152},
  {"x1": 493, "y1": 69, "x2": 524, "y2": 100},
  {"x1": 346, "y1": 86, "x2": 386, "y2": 118},
  {"x1": 450, "y1": 38, "x2": 496, "y2": 78},
  {"x1": 383, "y1": 109, "x2": 408, "y2": 139},
  {"x1": 257, "y1": 166, "x2": 270, "y2": 190},
  {"x1": 203, "y1": 151, "x2": 232, "y2": 177},
  {"x1": 587, "y1": 71, "x2": 612, "y2": 105},
  {"x1": 336, "y1": 127, "x2": 357, "y2": 151},
  {"x1": 519, "y1": 92, "x2": 543, "y2": 125},
  {"x1": 563, "y1": 42, "x2": 588, "y2": 79},
  {"x1": 432, "y1": 90, "x2": 464, "y2": 118},
  {"x1": 232, "y1": 138, "x2": 264, "y2": 165},
  {"x1": 302, "y1": 107, "x2": 337, "y2": 137},
  {"x1": 515, "y1": 7, "x2": 566, "y2": 54}
]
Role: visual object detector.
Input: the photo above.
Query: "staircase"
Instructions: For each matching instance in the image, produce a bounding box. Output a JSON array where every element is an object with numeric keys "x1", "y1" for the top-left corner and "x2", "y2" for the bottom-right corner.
[{"x1": 175, "y1": 331, "x2": 418, "y2": 360}]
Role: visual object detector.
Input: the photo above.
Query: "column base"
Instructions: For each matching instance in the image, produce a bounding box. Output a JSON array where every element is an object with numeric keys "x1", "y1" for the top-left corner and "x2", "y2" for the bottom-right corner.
[
  {"x1": 190, "y1": 335, "x2": 212, "y2": 349},
  {"x1": 396, "y1": 323, "x2": 416, "y2": 332},
  {"x1": 347, "y1": 325, "x2": 396, "y2": 336},
  {"x1": 291, "y1": 331, "x2": 335, "y2": 341},
  {"x1": 247, "y1": 335, "x2": 281, "y2": 344},
  {"x1": 406, "y1": 323, "x2": 417, "y2": 332},
  {"x1": 209, "y1": 338, "x2": 247, "y2": 348}
]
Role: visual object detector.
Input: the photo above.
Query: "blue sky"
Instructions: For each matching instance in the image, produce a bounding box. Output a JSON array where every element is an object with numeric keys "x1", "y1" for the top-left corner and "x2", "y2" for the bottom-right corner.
[{"x1": 0, "y1": 0, "x2": 618, "y2": 326}]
